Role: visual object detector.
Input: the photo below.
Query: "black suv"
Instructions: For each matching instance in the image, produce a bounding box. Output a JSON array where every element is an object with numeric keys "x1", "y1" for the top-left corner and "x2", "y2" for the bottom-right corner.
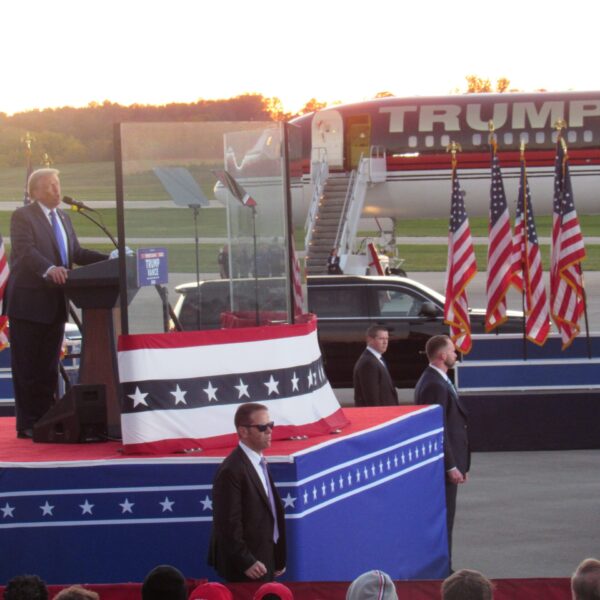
[{"x1": 173, "y1": 275, "x2": 523, "y2": 388}]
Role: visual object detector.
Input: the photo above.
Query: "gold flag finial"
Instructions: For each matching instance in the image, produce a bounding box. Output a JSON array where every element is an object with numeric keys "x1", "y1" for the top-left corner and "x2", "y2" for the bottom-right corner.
[
  {"x1": 446, "y1": 141, "x2": 462, "y2": 170},
  {"x1": 488, "y1": 120, "x2": 497, "y2": 151},
  {"x1": 554, "y1": 119, "x2": 567, "y2": 132},
  {"x1": 41, "y1": 153, "x2": 52, "y2": 167},
  {"x1": 446, "y1": 141, "x2": 462, "y2": 155},
  {"x1": 520, "y1": 140, "x2": 526, "y2": 159},
  {"x1": 21, "y1": 131, "x2": 35, "y2": 152}
]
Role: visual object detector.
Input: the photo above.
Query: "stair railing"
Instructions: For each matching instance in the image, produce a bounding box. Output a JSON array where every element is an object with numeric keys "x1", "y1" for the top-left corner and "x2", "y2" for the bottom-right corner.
[{"x1": 304, "y1": 147, "x2": 329, "y2": 251}]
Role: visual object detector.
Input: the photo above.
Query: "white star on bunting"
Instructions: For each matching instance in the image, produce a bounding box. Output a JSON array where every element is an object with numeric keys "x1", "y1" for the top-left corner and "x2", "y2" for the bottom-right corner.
[
  {"x1": 80, "y1": 499, "x2": 94, "y2": 515},
  {"x1": 290, "y1": 372, "x2": 299, "y2": 392},
  {"x1": 1, "y1": 503, "x2": 15, "y2": 518},
  {"x1": 234, "y1": 378, "x2": 250, "y2": 400},
  {"x1": 264, "y1": 375, "x2": 279, "y2": 396},
  {"x1": 203, "y1": 381, "x2": 218, "y2": 402},
  {"x1": 128, "y1": 387, "x2": 148, "y2": 407},
  {"x1": 200, "y1": 495, "x2": 213, "y2": 511},
  {"x1": 170, "y1": 385, "x2": 187, "y2": 405}
]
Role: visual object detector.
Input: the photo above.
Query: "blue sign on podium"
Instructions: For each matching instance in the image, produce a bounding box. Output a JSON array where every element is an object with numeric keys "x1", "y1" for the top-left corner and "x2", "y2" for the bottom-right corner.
[{"x1": 137, "y1": 247, "x2": 168, "y2": 286}]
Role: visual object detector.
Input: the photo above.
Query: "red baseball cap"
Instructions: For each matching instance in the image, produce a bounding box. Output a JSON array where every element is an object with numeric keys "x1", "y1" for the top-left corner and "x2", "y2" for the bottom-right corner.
[
  {"x1": 189, "y1": 582, "x2": 233, "y2": 600},
  {"x1": 253, "y1": 582, "x2": 294, "y2": 600}
]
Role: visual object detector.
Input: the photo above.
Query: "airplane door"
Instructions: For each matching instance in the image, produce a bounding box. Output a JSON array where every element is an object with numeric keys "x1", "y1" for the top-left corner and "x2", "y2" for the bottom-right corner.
[
  {"x1": 347, "y1": 117, "x2": 371, "y2": 170},
  {"x1": 311, "y1": 110, "x2": 344, "y2": 169}
]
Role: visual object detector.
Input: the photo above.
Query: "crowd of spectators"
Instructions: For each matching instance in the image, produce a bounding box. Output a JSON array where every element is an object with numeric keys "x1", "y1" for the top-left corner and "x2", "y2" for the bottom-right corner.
[{"x1": 3, "y1": 557, "x2": 599, "y2": 600}]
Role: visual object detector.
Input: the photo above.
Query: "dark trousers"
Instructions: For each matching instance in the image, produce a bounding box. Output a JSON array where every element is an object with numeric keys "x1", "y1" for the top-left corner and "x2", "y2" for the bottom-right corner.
[
  {"x1": 445, "y1": 480, "x2": 458, "y2": 570},
  {"x1": 10, "y1": 317, "x2": 64, "y2": 431}
]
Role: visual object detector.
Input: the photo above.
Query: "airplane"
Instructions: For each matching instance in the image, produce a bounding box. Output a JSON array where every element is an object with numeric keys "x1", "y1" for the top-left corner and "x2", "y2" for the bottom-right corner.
[{"x1": 285, "y1": 90, "x2": 600, "y2": 222}]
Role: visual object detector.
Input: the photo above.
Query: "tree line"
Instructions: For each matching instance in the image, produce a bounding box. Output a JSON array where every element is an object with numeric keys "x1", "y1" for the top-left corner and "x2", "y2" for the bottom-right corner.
[
  {"x1": 0, "y1": 77, "x2": 515, "y2": 168},
  {"x1": 0, "y1": 94, "x2": 306, "y2": 167}
]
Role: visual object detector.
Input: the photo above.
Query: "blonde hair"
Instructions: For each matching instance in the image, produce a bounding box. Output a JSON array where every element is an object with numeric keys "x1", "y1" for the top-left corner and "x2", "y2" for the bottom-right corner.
[{"x1": 27, "y1": 168, "x2": 60, "y2": 198}]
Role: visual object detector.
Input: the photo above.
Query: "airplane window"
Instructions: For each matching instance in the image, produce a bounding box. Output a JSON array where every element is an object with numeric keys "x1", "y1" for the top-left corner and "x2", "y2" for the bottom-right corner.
[
  {"x1": 472, "y1": 134, "x2": 482, "y2": 146},
  {"x1": 503, "y1": 133, "x2": 513, "y2": 145},
  {"x1": 568, "y1": 130, "x2": 576, "y2": 143},
  {"x1": 584, "y1": 130, "x2": 593, "y2": 142},
  {"x1": 408, "y1": 136, "x2": 418, "y2": 148},
  {"x1": 440, "y1": 135, "x2": 450, "y2": 147},
  {"x1": 519, "y1": 132, "x2": 529, "y2": 144},
  {"x1": 425, "y1": 136, "x2": 434, "y2": 148},
  {"x1": 536, "y1": 132, "x2": 546, "y2": 144},
  {"x1": 551, "y1": 131, "x2": 558, "y2": 143}
]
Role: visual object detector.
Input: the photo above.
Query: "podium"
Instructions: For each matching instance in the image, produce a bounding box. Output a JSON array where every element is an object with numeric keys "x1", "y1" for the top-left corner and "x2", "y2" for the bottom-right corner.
[{"x1": 63, "y1": 257, "x2": 136, "y2": 439}]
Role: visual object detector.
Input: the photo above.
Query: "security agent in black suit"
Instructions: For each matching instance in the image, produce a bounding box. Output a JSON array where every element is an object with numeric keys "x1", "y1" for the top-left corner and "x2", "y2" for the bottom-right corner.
[
  {"x1": 353, "y1": 325, "x2": 399, "y2": 406},
  {"x1": 208, "y1": 402, "x2": 286, "y2": 582},
  {"x1": 414, "y1": 334, "x2": 470, "y2": 573},
  {"x1": 5, "y1": 168, "x2": 108, "y2": 439}
]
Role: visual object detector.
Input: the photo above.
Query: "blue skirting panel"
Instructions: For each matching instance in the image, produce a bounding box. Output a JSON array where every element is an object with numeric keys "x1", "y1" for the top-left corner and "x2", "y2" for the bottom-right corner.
[
  {"x1": 457, "y1": 334, "x2": 600, "y2": 392},
  {"x1": 0, "y1": 406, "x2": 447, "y2": 584}
]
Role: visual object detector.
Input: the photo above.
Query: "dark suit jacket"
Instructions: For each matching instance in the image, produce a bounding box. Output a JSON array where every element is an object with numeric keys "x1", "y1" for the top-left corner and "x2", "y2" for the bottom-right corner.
[
  {"x1": 208, "y1": 446, "x2": 286, "y2": 582},
  {"x1": 6, "y1": 202, "x2": 107, "y2": 324},
  {"x1": 414, "y1": 366, "x2": 470, "y2": 474},
  {"x1": 353, "y1": 349, "x2": 398, "y2": 406}
]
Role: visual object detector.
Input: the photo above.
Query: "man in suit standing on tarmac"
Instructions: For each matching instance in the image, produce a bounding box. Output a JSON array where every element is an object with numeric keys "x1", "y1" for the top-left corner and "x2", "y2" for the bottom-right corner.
[
  {"x1": 5, "y1": 168, "x2": 107, "y2": 439},
  {"x1": 353, "y1": 325, "x2": 398, "y2": 406},
  {"x1": 414, "y1": 334, "x2": 470, "y2": 574},
  {"x1": 208, "y1": 402, "x2": 286, "y2": 582}
]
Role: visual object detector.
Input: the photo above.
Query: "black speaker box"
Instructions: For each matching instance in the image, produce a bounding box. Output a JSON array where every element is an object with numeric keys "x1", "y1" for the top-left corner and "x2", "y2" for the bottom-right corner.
[{"x1": 33, "y1": 384, "x2": 107, "y2": 443}]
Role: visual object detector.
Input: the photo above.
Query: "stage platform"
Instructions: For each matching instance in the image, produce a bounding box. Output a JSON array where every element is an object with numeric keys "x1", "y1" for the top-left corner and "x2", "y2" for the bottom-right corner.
[{"x1": 0, "y1": 406, "x2": 449, "y2": 585}]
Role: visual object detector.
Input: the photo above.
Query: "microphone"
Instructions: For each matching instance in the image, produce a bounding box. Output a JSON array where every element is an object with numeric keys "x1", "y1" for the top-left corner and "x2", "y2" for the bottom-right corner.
[{"x1": 62, "y1": 196, "x2": 95, "y2": 212}]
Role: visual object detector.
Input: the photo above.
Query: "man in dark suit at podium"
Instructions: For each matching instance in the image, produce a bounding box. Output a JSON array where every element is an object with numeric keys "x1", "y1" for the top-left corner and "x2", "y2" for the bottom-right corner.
[
  {"x1": 414, "y1": 334, "x2": 470, "y2": 574},
  {"x1": 5, "y1": 168, "x2": 107, "y2": 439},
  {"x1": 353, "y1": 326, "x2": 398, "y2": 406},
  {"x1": 208, "y1": 402, "x2": 286, "y2": 582}
]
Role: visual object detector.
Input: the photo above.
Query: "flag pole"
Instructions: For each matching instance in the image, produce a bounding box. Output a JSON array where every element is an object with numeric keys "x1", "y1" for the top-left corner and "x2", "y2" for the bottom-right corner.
[
  {"x1": 21, "y1": 132, "x2": 34, "y2": 205},
  {"x1": 487, "y1": 121, "x2": 500, "y2": 337},
  {"x1": 251, "y1": 206, "x2": 260, "y2": 326},
  {"x1": 555, "y1": 122, "x2": 592, "y2": 358},
  {"x1": 560, "y1": 129, "x2": 593, "y2": 359},
  {"x1": 519, "y1": 142, "x2": 528, "y2": 360}
]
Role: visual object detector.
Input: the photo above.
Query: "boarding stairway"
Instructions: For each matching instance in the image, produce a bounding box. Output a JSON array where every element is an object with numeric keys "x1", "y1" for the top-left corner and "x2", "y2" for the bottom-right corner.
[
  {"x1": 305, "y1": 174, "x2": 352, "y2": 274},
  {"x1": 304, "y1": 147, "x2": 387, "y2": 275}
]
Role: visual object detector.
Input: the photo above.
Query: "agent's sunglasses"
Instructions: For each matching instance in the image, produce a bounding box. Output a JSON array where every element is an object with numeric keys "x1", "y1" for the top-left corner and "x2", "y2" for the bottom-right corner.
[{"x1": 242, "y1": 421, "x2": 275, "y2": 432}]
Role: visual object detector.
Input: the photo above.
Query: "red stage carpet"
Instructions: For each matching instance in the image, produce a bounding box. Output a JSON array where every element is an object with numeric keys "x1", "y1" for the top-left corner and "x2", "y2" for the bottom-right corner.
[{"x1": 0, "y1": 406, "x2": 424, "y2": 462}]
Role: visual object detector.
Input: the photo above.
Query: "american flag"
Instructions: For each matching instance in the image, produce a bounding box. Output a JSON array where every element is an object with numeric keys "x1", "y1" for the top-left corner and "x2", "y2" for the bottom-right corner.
[
  {"x1": 550, "y1": 136, "x2": 586, "y2": 349},
  {"x1": 212, "y1": 169, "x2": 257, "y2": 208},
  {"x1": 0, "y1": 234, "x2": 9, "y2": 350},
  {"x1": 444, "y1": 167, "x2": 477, "y2": 354},
  {"x1": 512, "y1": 159, "x2": 550, "y2": 345},
  {"x1": 485, "y1": 144, "x2": 516, "y2": 332},
  {"x1": 118, "y1": 316, "x2": 348, "y2": 454},
  {"x1": 290, "y1": 236, "x2": 305, "y2": 316}
]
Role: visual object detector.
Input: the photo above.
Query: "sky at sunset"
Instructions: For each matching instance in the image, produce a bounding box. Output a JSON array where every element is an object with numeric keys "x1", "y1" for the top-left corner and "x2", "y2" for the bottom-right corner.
[{"x1": 2, "y1": 0, "x2": 597, "y2": 115}]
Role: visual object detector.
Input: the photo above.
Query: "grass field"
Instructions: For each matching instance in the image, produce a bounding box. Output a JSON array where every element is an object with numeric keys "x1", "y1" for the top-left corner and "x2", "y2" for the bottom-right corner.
[{"x1": 1, "y1": 161, "x2": 598, "y2": 271}]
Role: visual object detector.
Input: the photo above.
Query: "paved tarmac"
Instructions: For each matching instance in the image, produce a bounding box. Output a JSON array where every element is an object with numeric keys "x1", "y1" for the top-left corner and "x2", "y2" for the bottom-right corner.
[
  {"x1": 141, "y1": 270, "x2": 600, "y2": 579},
  {"x1": 329, "y1": 271, "x2": 600, "y2": 580}
]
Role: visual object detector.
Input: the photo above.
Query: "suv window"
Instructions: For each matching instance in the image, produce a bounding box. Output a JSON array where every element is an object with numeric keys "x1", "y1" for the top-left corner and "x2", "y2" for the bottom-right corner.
[
  {"x1": 308, "y1": 286, "x2": 369, "y2": 318},
  {"x1": 373, "y1": 287, "x2": 426, "y2": 317}
]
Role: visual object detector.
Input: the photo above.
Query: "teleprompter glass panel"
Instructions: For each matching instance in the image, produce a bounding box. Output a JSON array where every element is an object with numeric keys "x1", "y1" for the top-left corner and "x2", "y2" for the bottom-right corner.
[{"x1": 116, "y1": 121, "x2": 297, "y2": 333}]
